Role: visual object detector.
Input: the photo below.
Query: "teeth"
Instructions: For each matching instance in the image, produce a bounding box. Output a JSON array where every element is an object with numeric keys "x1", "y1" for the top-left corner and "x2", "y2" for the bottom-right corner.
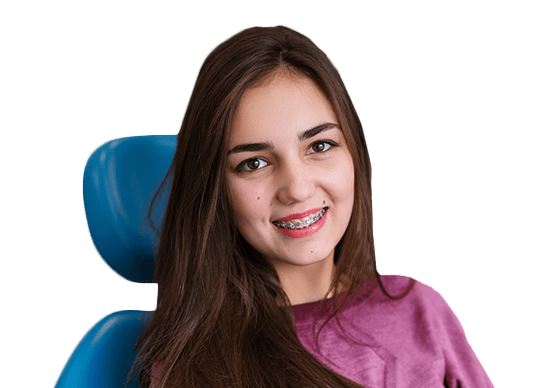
[{"x1": 273, "y1": 207, "x2": 327, "y2": 230}]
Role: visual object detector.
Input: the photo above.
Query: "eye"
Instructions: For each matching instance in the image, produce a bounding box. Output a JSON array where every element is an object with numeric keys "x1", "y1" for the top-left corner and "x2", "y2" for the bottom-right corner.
[
  {"x1": 308, "y1": 141, "x2": 335, "y2": 154},
  {"x1": 236, "y1": 157, "x2": 268, "y2": 172}
]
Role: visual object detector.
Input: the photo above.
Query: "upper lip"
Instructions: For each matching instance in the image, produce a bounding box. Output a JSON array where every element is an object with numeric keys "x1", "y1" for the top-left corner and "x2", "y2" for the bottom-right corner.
[{"x1": 273, "y1": 207, "x2": 326, "y2": 222}]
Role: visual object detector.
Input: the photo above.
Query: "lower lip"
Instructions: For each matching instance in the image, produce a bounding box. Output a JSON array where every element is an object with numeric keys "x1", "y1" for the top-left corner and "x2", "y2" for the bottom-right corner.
[{"x1": 273, "y1": 208, "x2": 328, "y2": 239}]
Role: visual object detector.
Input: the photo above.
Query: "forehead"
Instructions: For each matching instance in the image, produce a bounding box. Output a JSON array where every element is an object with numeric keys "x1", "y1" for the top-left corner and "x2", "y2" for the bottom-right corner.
[{"x1": 229, "y1": 74, "x2": 337, "y2": 144}]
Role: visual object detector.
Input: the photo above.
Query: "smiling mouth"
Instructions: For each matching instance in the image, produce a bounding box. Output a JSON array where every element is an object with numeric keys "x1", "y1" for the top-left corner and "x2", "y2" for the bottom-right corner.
[{"x1": 272, "y1": 207, "x2": 328, "y2": 230}]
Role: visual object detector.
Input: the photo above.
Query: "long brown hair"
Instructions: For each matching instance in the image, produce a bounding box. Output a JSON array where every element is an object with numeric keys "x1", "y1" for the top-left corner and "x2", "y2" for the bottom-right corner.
[{"x1": 128, "y1": 25, "x2": 409, "y2": 388}]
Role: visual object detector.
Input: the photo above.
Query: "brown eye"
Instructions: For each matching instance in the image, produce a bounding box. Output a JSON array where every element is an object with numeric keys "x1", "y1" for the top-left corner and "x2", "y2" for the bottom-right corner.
[
  {"x1": 237, "y1": 157, "x2": 267, "y2": 172},
  {"x1": 308, "y1": 141, "x2": 334, "y2": 154}
]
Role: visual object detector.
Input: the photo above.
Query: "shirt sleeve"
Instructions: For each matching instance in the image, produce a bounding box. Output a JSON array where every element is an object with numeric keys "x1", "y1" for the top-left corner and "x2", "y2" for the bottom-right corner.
[{"x1": 425, "y1": 285, "x2": 494, "y2": 387}]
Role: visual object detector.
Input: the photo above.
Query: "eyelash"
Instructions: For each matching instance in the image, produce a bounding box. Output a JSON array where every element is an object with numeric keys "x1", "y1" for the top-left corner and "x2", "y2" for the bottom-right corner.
[{"x1": 235, "y1": 140, "x2": 337, "y2": 173}]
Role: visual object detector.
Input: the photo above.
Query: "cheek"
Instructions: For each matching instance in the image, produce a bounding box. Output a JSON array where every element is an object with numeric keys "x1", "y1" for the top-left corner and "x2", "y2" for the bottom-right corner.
[
  {"x1": 229, "y1": 179, "x2": 271, "y2": 222},
  {"x1": 328, "y1": 157, "x2": 356, "y2": 203}
]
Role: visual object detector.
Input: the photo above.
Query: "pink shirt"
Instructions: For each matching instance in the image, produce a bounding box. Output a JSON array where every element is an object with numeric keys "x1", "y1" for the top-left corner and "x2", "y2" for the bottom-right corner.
[{"x1": 152, "y1": 276, "x2": 493, "y2": 387}]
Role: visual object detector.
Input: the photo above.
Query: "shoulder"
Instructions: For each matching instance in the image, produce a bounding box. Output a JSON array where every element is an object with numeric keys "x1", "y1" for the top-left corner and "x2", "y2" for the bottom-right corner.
[
  {"x1": 379, "y1": 275, "x2": 470, "y2": 346},
  {"x1": 374, "y1": 275, "x2": 462, "y2": 336},
  {"x1": 376, "y1": 277, "x2": 494, "y2": 385},
  {"x1": 378, "y1": 274, "x2": 451, "y2": 309}
]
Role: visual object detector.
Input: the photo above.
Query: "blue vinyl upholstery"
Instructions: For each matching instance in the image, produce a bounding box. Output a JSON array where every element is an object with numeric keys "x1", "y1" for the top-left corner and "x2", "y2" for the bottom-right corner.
[{"x1": 56, "y1": 135, "x2": 177, "y2": 388}]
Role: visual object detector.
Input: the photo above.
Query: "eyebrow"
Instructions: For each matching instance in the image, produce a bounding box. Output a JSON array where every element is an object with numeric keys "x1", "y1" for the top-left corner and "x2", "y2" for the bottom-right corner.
[{"x1": 227, "y1": 122, "x2": 339, "y2": 155}]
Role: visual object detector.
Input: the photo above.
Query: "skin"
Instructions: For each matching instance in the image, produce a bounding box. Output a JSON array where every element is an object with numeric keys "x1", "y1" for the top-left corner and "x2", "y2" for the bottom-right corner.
[{"x1": 226, "y1": 72, "x2": 355, "y2": 306}]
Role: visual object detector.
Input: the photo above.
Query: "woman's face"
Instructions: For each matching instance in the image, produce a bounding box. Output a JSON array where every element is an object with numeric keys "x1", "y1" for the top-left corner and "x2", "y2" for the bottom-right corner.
[{"x1": 226, "y1": 73, "x2": 355, "y2": 275}]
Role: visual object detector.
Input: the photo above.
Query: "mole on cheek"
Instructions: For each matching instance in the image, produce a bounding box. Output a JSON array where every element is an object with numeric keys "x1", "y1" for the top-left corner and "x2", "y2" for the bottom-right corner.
[{"x1": 257, "y1": 197, "x2": 260, "y2": 200}]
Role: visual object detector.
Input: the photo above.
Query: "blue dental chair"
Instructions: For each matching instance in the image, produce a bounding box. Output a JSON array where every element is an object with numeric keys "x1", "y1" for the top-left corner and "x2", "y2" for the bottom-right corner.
[{"x1": 55, "y1": 135, "x2": 177, "y2": 388}]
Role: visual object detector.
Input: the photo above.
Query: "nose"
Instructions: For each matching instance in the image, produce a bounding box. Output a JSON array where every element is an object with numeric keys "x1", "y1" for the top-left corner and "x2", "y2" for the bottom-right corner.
[{"x1": 275, "y1": 160, "x2": 316, "y2": 205}]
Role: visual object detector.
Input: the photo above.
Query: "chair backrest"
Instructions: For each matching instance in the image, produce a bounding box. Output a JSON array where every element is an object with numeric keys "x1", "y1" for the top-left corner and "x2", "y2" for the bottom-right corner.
[{"x1": 56, "y1": 135, "x2": 177, "y2": 388}]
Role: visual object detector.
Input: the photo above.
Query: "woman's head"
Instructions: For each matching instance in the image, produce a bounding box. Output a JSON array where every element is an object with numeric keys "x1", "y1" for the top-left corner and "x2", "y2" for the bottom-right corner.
[{"x1": 170, "y1": 26, "x2": 374, "y2": 283}]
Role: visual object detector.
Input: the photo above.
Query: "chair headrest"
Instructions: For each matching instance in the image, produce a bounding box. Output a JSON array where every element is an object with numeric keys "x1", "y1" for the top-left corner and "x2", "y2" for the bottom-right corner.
[{"x1": 83, "y1": 135, "x2": 177, "y2": 283}]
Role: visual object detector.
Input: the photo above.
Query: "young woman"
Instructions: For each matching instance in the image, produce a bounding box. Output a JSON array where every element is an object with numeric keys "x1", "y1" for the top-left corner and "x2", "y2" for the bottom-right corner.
[{"x1": 130, "y1": 26, "x2": 493, "y2": 387}]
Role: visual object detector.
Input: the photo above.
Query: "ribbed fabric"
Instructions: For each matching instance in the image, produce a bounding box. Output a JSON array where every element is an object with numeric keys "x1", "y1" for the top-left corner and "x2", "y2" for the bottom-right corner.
[{"x1": 152, "y1": 275, "x2": 493, "y2": 387}]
